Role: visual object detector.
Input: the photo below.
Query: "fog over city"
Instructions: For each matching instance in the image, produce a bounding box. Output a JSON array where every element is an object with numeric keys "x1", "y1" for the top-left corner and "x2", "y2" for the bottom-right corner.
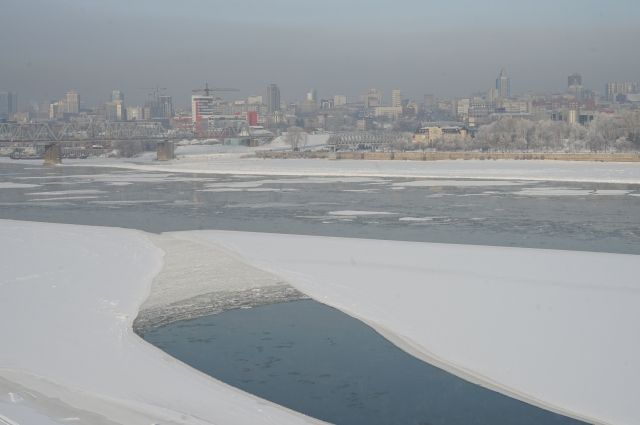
[{"x1": 2, "y1": 0, "x2": 640, "y2": 106}]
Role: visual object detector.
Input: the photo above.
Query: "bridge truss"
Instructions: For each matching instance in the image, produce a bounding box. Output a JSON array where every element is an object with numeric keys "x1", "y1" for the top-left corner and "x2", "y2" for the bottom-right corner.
[
  {"x1": 327, "y1": 131, "x2": 410, "y2": 150},
  {"x1": 0, "y1": 121, "x2": 168, "y2": 143}
]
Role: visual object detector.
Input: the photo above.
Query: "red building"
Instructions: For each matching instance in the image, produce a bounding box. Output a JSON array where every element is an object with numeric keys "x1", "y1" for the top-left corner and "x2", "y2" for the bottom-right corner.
[{"x1": 246, "y1": 111, "x2": 258, "y2": 126}]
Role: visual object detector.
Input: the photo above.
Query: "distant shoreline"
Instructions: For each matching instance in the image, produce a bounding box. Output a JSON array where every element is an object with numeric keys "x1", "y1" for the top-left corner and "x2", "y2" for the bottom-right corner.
[{"x1": 256, "y1": 150, "x2": 640, "y2": 162}]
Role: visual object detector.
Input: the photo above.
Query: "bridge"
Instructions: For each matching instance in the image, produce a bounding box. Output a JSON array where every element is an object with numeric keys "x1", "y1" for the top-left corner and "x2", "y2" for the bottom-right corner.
[
  {"x1": 0, "y1": 121, "x2": 268, "y2": 164},
  {"x1": 0, "y1": 121, "x2": 259, "y2": 143},
  {"x1": 0, "y1": 121, "x2": 172, "y2": 143},
  {"x1": 327, "y1": 131, "x2": 410, "y2": 151}
]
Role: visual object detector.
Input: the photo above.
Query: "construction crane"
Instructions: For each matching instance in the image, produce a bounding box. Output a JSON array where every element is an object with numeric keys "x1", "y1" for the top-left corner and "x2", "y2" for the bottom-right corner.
[
  {"x1": 192, "y1": 82, "x2": 239, "y2": 97},
  {"x1": 139, "y1": 85, "x2": 168, "y2": 99}
]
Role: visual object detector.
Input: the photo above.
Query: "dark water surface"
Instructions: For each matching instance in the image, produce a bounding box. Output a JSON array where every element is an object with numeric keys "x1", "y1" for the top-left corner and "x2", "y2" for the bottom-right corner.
[{"x1": 143, "y1": 300, "x2": 587, "y2": 425}]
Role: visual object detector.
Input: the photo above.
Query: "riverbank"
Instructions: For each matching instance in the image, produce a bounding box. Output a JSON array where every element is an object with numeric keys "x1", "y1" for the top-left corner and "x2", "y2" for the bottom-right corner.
[
  {"x1": 0, "y1": 220, "x2": 323, "y2": 425},
  {"x1": 258, "y1": 150, "x2": 640, "y2": 162},
  {"x1": 46, "y1": 155, "x2": 640, "y2": 185}
]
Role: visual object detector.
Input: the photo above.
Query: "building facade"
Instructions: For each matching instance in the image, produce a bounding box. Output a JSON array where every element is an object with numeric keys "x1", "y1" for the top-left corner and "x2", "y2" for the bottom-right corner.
[
  {"x1": 266, "y1": 84, "x2": 281, "y2": 114},
  {"x1": 496, "y1": 69, "x2": 511, "y2": 99}
]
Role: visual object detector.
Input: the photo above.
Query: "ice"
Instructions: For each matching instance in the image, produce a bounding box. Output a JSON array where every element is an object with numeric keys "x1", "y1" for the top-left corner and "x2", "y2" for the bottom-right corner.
[
  {"x1": 180, "y1": 230, "x2": 640, "y2": 425},
  {"x1": 60, "y1": 157, "x2": 640, "y2": 184},
  {"x1": 27, "y1": 196, "x2": 102, "y2": 201},
  {"x1": 393, "y1": 180, "x2": 527, "y2": 187},
  {"x1": 328, "y1": 210, "x2": 398, "y2": 216},
  {"x1": 0, "y1": 220, "x2": 322, "y2": 425},
  {"x1": 515, "y1": 187, "x2": 634, "y2": 197},
  {"x1": 27, "y1": 190, "x2": 106, "y2": 196},
  {"x1": 0, "y1": 182, "x2": 41, "y2": 189},
  {"x1": 398, "y1": 217, "x2": 438, "y2": 222}
]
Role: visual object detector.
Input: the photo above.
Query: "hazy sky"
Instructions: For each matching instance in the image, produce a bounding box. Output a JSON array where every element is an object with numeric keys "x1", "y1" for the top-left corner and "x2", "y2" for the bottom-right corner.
[{"x1": 2, "y1": 0, "x2": 639, "y2": 108}]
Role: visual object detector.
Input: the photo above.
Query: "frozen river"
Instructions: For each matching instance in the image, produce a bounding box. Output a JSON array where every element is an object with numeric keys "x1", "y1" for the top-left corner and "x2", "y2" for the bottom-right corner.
[
  {"x1": 1, "y1": 160, "x2": 639, "y2": 424},
  {"x1": 1, "y1": 162, "x2": 639, "y2": 254}
]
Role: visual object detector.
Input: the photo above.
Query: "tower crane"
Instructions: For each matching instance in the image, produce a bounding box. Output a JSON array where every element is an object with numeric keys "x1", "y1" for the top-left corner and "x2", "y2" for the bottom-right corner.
[
  {"x1": 138, "y1": 85, "x2": 168, "y2": 100},
  {"x1": 192, "y1": 82, "x2": 239, "y2": 97}
]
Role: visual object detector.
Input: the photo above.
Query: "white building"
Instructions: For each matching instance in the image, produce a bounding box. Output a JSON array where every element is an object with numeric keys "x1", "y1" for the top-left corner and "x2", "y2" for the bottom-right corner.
[
  {"x1": 391, "y1": 89, "x2": 402, "y2": 108},
  {"x1": 333, "y1": 95, "x2": 347, "y2": 106}
]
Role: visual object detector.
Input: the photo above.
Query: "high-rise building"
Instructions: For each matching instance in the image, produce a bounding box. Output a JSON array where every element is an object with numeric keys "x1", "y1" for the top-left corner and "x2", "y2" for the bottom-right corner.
[
  {"x1": 146, "y1": 95, "x2": 173, "y2": 120},
  {"x1": 306, "y1": 89, "x2": 318, "y2": 103},
  {"x1": 495, "y1": 69, "x2": 511, "y2": 99},
  {"x1": 0, "y1": 92, "x2": 18, "y2": 120},
  {"x1": 605, "y1": 81, "x2": 639, "y2": 102},
  {"x1": 158, "y1": 96, "x2": 173, "y2": 118},
  {"x1": 320, "y1": 99, "x2": 334, "y2": 110},
  {"x1": 111, "y1": 90, "x2": 124, "y2": 103},
  {"x1": 266, "y1": 84, "x2": 281, "y2": 114},
  {"x1": 64, "y1": 90, "x2": 80, "y2": 114},
  {"x1": 333, "y1": 95, "x2": 347, "y2": 106},
  {"x1": 191, "y1": 95, "x2": 215, "y2": 123},
  {"x1": 107, "y1": 89, "x2": 126, "y2": 121},
  {"x1": 363, "y1": 88, "x2": 383, "y2": 108},
  {"x1": 391, "y1": 89, "x2": 402, "y2": 108},
  {"x1": 568, "y1": 73, "x2": 582, "y2": 88}
]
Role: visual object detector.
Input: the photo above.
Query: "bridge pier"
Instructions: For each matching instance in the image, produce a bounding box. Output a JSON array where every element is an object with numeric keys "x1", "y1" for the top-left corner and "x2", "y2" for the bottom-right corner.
[
  {"x1": 156, "y1": 141, "x2": 175, "y2": 161},
  {"x1": 43, "y1": 143, "x2": 61, "y2": 165}
]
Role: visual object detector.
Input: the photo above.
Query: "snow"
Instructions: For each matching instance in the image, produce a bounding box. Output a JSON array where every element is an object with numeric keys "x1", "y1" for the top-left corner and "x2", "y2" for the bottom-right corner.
[
  {"x1": 327, "y1": 210, "x2": 398, "y2": 216},
  {"x1": 392, "y1": 179, "x2": 527, "y2": 187},
  {"x1": 27, "y1": 196, "x2": 102, "y2": 201},
  {"x1": 0, "y1": 182, "x2": 40, "y2": 189},
  {"x1": 177, "y1": 230, "x2": 640, "y2": 425},
  {"x1": 398, "y1": 216, "x2": 440, "y2": 222},
  {"x1": 515, "y1": 187, "x2": 635, "y2": 197},
  {"x1": 3, "y1": 214, "x2": 639, "y2": 425},
  {"x1": 27, "y1": 190, "x2": 106, "y2": 196},
  {"x1": 0, "y1": 220, "x2": 322, "y2": 425},
  {"x1": 60, "y1": 156, "x2": 640, "y2": 184},
  {"x1": 196, "y1": 176, "x2": 385, "y2": 192}
]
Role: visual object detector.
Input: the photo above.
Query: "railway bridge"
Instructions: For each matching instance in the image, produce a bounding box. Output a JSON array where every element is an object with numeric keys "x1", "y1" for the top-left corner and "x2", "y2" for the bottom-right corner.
[{"x1": 327, "y1": 131, "x2": 410, "y2": 151}]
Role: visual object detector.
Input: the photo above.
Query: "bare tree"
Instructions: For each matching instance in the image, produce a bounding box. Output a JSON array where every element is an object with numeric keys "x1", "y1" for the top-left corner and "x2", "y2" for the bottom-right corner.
[{"x1": 284, "y1": 127, "x2": 308, "y2": 151}]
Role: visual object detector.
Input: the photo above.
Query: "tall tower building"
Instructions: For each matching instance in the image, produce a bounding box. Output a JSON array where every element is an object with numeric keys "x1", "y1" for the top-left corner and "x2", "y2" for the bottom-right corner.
[
  {"x1": 266, "y1": 84, "x2": 281, "y2": 113},
  {"x1": 0, "y1": 92, "x2": 17, "y2": 120},
  {"x1": 391, "y1": 89, "x2": 402, "y2": 108},
  {"x1": 64, "y1": 90, "x2": 80, "y2": 114},
  {"x1": 568, "y1": 73, "x2": 582, "y2": 88},
  {"x1": 495, "y1": 69, "x2": 511, "y2": 99}
]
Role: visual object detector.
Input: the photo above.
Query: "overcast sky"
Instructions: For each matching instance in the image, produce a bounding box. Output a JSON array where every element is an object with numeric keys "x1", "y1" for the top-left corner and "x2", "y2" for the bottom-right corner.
[{"x1": 2, "y1": 0, "x2": 639, "y2": 108}]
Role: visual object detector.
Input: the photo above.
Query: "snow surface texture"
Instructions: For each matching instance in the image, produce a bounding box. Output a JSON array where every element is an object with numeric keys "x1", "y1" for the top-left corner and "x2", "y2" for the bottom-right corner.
[
  {"x1": 135, "y1": 235, "x2": 307, "y2": 332},
  {"x1": 0, "y1": 220, "x2": 322, "y2": 425},
  {"x1": 176, "y1": 230, "x2": 640, "y2": 425},
  {"x1": 53, "y1": 155, "x2": 640, "y2": 184}
]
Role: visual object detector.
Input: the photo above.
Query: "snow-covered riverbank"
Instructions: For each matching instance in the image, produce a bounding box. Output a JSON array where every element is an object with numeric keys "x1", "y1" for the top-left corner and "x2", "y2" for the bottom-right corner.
[
  {"x1": 178, "y1": 230, "x2": 640, "y2": 425},
  {"x1": 0, "y1": 220, "x2": 322, "y2": 425},
  {"x1": 42, "y1": 155, "x2": 640, "y2": 184},
  {"x1": 1, "y1": 220, "x2": 639, "y2": 425}
]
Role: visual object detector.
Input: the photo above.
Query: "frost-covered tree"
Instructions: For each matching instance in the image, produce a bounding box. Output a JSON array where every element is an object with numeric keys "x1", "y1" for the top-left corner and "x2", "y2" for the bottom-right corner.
[
  {"x1": 620, "y1": 111, "x2": 640, "y2": 149},
  {"x1": 587, "y1": 114, "x2": 621, "y2": 152},
  {"x1": 284, "y1": 127, "x2": 307, "y2": 151}
]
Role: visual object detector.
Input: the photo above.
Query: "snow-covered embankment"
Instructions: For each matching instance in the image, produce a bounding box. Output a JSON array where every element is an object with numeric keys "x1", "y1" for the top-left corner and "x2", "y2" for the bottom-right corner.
[
  {"x1": 2, "y1": 220, "x2": 639, "y2": 425},
  {"x1": 0, "y1": 220, "x2": 321, "y2": 425}
]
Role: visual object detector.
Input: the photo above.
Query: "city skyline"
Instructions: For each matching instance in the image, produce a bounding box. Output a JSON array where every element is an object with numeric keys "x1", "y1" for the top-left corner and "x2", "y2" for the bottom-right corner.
[{"x1": 2, "y1": 0, "x2": 640, "y2": 106}]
